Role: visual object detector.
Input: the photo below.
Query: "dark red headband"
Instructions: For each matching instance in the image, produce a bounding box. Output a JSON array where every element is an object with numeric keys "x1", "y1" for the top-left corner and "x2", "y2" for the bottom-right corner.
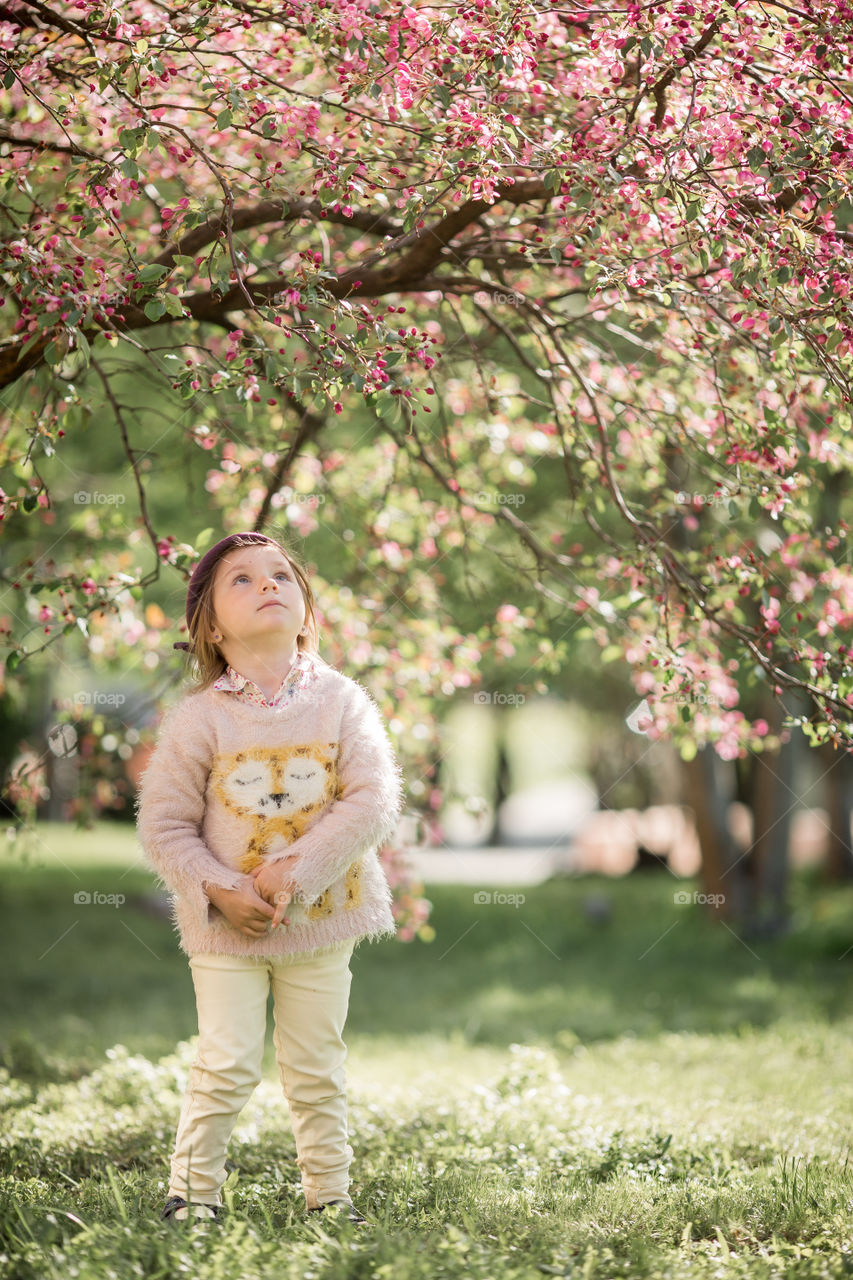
[{"x1": 172, "y1": 532, "x2": 282, "y2": 652}]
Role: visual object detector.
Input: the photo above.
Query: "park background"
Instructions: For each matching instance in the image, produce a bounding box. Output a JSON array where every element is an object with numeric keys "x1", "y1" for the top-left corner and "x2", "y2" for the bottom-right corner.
[{"x1": 3, "y1": 0, "x2": 853, "y2": 1276}]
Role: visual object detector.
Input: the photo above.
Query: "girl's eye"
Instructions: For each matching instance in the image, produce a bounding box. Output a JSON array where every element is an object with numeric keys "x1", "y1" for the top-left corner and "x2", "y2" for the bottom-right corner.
[{"x1": 234, "y1": 571, "x2": 290, "y2": 583}]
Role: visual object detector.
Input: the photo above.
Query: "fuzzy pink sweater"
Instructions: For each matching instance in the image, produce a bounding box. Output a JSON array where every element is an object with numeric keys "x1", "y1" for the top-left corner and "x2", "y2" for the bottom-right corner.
[{"x1": 134, "y1": 652, "x2": 404, "y2": 960}]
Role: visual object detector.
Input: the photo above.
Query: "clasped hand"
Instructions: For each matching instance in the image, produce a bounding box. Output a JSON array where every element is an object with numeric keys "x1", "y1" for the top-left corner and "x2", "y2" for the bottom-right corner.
[{"x1": 251, "y1": 854, "x2": 301, "y2": 928}]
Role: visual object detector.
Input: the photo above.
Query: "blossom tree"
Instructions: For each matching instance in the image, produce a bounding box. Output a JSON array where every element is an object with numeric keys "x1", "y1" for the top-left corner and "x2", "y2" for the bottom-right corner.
[{"x1": 2, "y1": 0, "x2": 853, "y2": 929}]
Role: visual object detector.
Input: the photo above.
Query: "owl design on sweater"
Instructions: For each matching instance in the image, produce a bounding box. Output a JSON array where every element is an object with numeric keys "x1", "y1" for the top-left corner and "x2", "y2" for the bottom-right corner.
[{"x1": 209, "y1": 743, "x2": 361, "y2": 918}]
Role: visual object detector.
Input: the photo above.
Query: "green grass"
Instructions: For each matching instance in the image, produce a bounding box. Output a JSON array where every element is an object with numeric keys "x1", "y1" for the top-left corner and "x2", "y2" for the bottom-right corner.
[{"x1": 3, "y1": 822, "x2": 853, "y2": 1278}]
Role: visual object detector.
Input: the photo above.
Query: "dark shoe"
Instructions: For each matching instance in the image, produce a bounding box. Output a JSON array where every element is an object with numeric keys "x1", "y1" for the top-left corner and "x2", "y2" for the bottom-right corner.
[
  {"x1": 308, "y1": 1198, "x2": 367, "y2": 1224},
  {"x1": 161, "y1": 1195, "x2": 221, "y2": 1223}
]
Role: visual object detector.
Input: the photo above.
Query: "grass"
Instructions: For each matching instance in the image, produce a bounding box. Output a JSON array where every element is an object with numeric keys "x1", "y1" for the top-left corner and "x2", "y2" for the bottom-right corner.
[{"x1": 2, "y1": 821, "x2": 853, "y2": 1277}]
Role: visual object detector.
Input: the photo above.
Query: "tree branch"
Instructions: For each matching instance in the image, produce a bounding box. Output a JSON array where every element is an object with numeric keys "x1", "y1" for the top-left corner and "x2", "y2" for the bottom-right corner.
[{"x1": 152, "y1": 198, "x2": 402, "y2": 270}]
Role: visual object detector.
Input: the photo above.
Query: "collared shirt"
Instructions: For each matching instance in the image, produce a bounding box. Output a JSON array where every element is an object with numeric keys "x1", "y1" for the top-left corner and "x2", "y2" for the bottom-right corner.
[{"x1": 212, "y1": 647, "x2": 319, "y2": 709}]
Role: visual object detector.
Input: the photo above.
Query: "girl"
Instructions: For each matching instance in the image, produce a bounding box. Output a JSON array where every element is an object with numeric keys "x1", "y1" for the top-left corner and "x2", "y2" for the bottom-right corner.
[{"x1": 135, "y1": 530, "x2": 404, "y2": 1225}]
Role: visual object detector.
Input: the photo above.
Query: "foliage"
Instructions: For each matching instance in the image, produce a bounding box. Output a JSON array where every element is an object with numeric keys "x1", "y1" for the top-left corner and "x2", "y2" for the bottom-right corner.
[{"x1": 2, "y1": 0, "x2": 853, "y2": 808}]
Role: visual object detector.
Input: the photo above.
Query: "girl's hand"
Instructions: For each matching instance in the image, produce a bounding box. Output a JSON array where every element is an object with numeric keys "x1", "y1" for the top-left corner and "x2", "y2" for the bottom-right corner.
[
  {"x1": 251, "y1": 856, "x2": 301, "y2": 928},
  {"x1": 204, "y1": 878, "x2": 279, "y2": 938}
]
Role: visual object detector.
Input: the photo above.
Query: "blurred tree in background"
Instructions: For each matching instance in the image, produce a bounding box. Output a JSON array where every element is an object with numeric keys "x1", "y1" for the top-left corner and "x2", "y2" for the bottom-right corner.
[{"x1": 2, "y1": 0, "x2": 853, "y2": 933}]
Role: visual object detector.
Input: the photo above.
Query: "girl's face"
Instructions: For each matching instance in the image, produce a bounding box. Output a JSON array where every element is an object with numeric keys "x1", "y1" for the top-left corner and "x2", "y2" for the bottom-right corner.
[{"x1": 208, "y1": 544, "x2": 307, "y2": 648}]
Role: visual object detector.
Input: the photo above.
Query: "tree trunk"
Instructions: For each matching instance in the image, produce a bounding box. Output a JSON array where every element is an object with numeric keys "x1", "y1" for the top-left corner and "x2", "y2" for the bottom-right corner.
[
  {"x1": 489, "y1": 736, "x2": 512, "y2": 845},
  {"x1": 814, "y1": 468, "x2": 853, "y2": 881},
  {"x1": 680, "y1": 745, "x2": 746, "y2": 922},
  {"x1": 745, "y1": 686, "x2": 798, "y2": 937},
  {"x1": 818, "y1": 741, "x2": 853, "y2": 881}
]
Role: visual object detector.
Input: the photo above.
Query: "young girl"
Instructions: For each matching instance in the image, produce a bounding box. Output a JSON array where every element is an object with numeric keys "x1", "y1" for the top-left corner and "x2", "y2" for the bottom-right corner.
[{"x1": 135, "y1": 530, "x2": 404, "y2": 1225}]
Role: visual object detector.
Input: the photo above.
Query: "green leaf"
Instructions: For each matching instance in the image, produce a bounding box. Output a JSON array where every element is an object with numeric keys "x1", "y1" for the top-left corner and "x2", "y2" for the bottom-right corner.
[
  {"x1": 377, "y1": 393, "x2": 399, "y2": 419},
  {"x1": 118, "y1": 126, "x2": 146, "y2": 152},
  {"x1": 144, "y1": 299, "x2": 166, "y2": 321},
  {"x1": 163, "y1": 293, "x2": 185, "y2": 317},
  {"x1": 5, "y1": 650, "x2": 21, "y2": 674},
  {"x1": 45, "y1": 342, "x2": 60, "y2": 366},
  {"x1": 138, "y1": 263, "x2": 168, "y2": 282},
  {"x1": 216, "y1": 108, "x2": 233, "y2": 129},
  {"x1": 75, "y1": 331, "x2": 91, "y2": 369}
]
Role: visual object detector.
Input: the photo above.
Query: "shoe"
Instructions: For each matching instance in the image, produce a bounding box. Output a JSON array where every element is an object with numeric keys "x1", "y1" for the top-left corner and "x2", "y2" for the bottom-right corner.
[
  {"x1": 161, "y1": 1195, "x2": 221, "y2": 1223},
  {"x1": 308, "y1": 1198, "x2": 367, "y2": 1224}
]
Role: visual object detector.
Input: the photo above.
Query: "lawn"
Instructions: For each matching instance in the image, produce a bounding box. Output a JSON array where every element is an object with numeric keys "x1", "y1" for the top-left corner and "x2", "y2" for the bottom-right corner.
[{"x1": 2, "y1": 821, "x2": 853, "y2": 1278}]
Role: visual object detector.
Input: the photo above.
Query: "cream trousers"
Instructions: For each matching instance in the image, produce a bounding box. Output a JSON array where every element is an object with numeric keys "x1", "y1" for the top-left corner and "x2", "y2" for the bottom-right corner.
[{"x1": 168, "y1": 939, "x2": 356, "y2": 1211}]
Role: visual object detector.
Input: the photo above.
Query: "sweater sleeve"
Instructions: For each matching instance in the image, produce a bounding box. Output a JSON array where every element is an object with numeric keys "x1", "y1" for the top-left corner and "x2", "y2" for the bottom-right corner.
[
  {"x1": 134, "y1": 696, "x2": 247, "y2": 924},
  {"x1": 282, "y1": 681, "x2": 405, "y2": 908}
]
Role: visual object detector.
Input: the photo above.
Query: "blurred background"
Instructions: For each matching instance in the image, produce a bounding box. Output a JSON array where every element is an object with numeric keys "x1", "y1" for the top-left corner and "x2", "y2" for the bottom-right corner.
[{"x1": 4, "y1": 656, "x2": 849, "y2": 920}]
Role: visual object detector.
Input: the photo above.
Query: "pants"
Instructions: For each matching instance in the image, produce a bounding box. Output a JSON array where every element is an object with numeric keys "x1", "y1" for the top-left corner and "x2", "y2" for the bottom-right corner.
[{"x1": 168, "y1": 939, "x2": 356, "y2": 1210}]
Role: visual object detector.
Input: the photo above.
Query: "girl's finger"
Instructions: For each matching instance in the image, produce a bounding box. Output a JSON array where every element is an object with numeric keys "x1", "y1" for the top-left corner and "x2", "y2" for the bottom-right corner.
[{"x1": 272, "y1": 893, "x2": 292, "y2": 927}]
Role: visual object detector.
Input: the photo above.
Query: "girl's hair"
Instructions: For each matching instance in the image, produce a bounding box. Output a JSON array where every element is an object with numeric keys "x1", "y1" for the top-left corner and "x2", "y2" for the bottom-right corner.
[{"x1": 181, "y1": 532, "x2": 319, "y2": 693}]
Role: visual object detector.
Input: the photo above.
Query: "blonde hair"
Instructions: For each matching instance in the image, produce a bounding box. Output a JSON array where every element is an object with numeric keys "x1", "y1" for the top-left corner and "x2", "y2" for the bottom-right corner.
[{"x1": 180, "y1": 533, "x2": 319, "y2": 694}]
